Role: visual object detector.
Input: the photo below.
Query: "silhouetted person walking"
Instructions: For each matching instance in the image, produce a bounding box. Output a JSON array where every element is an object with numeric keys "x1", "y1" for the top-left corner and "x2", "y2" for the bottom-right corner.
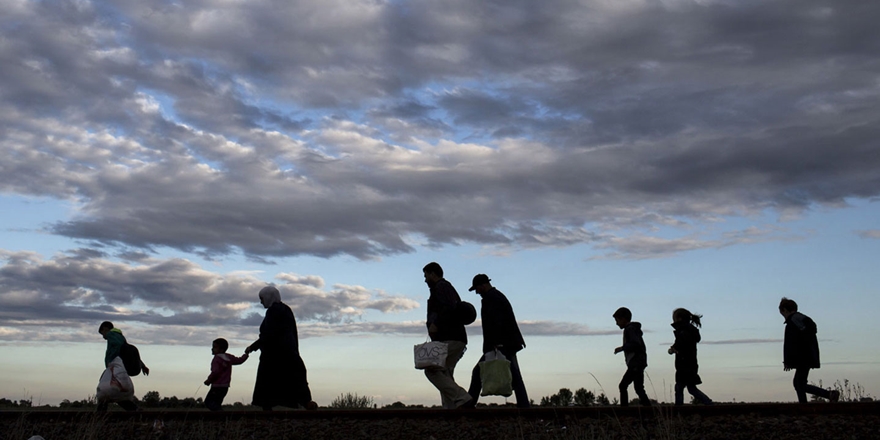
[
  {"x1": 779, "y1": 297, "x2": 839, "y2": 403},
  {"x1": 462, "y1": 274, "x2": 530, "y2": 408},
  {"x1": 668, "y1": 308, "x2": 712, "y2": 405},
  {"x1": 245, "y1": 286, "x2": 317, "y2": 410},
  {"x1": 204, "y1": 338, "x2": 249, "y2": 411},
  {"x1": 422, "y1": 262, "x2": 472, "y2": 409},
  {"x1": 96, "y1": 321, "x2": 148, "y2": 411},
  {"x1": 613, "y1": 307, "x2": 651, "y2": 407}
]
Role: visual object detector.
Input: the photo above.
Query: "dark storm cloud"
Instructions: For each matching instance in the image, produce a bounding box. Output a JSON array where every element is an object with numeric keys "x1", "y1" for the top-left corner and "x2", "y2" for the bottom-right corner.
[{"x1": 1, "y1": 0, "x2": 878, "y2": 261}]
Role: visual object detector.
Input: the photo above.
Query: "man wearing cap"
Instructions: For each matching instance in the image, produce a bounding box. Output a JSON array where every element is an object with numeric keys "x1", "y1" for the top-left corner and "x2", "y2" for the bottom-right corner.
[
  {"x1": 462, "y1": 274, "x2": 530, "y2": 408},
  {"x1": 422, "y1": 262, "x2": 472, "y2": 409}
]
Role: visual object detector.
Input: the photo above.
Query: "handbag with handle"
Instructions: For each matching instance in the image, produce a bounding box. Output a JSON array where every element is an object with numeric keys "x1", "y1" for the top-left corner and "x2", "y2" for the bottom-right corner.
[
  {"x1": 414, "y1": 338, "x2": 448, "y2": 369},
  {"x1": 479, "y1": 349, "x2": 513, "y2": 397}
]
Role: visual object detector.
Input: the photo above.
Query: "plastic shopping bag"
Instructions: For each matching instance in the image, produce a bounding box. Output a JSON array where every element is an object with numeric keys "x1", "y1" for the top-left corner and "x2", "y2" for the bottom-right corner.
[
  {"x1": 414, "y1": 340, "x2": 448, "y2": 369},
  {"x1": 479, "y1": 350, "x2": 513, "y2": 397},
  {"x1": 96, "y1": 357, "x2": 135, "y2": 402}
]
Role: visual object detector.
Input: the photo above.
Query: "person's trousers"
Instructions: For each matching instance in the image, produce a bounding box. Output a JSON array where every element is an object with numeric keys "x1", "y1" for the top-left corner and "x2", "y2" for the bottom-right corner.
[
  {"x1": 793, "y1": 367, "x2": 830, "y2": 403},
  {"x1": 424, "y1": 340, "x2": 471, "y2": 409},
  {"x1": 205, "y1": 386, "x2": 229, "y2": 411},
  {"x1": 466, "y1": 349, "x2": 530, "y2": 408},
  {"x1": 619, "y1": 367, "x2": 651, "y2": 406},
  {"x1": 674, "y1": 383, "x2": 712, "y2": 405}
]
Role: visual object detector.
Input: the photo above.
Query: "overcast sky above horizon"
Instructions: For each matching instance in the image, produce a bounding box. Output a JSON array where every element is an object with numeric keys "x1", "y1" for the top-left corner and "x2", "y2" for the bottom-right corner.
[{"x1": 1, "y1": 0, "x2": 879, "y2": 406}]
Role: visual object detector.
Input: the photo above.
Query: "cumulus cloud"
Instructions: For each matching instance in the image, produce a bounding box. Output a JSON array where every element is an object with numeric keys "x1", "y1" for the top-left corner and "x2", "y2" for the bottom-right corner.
[
  {"x1": 1, "y1": 0, "x2": 878, "y2": 264},
  {"x1": 0, "y1": 249, "x2": 419, "y2": 335}
]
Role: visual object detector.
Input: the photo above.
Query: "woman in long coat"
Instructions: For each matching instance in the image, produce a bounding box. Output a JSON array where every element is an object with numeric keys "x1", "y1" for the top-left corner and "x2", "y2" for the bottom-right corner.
[{"x1": 245, "y1": 286, "x2": 316, "y2": 410}]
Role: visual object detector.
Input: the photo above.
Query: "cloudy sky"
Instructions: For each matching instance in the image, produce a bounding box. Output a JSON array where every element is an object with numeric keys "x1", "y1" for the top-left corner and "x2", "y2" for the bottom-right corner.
[{"x1": 1, "y1": 0, "x2": 879, "y2": 406}]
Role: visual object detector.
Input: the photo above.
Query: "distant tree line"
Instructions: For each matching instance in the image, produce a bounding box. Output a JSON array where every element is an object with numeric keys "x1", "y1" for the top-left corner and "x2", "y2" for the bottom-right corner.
[
  {"x1": 0, "y1": 398, "x2": 33, "y2": 408},
  {"x1": 539, "y1": 388, "x2": 615, "y2": 407}
]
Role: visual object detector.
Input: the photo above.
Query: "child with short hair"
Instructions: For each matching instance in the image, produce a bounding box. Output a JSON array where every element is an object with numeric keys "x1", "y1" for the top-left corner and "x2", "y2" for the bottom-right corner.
[
  {"x1": 779, "y1": 298, "x2": 839, "y2": 403},
  {"x1": 613, "y1": 307, "x2": 651, "y2": 407},
  {"x1": 204, "y1": 338, "x2": 249, "y2": 411},
  {"x1": 96, "y1": 321, "x2": 148, "y2": 412},
  {"x1": 668, "y1": 308, "x2": 712, "y2": 405}
]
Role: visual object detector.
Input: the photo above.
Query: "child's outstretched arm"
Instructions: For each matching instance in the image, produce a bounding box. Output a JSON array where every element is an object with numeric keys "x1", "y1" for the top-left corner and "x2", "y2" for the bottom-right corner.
[{"x1": 230, "y1": 353, "x2": 249, "y2": 365}]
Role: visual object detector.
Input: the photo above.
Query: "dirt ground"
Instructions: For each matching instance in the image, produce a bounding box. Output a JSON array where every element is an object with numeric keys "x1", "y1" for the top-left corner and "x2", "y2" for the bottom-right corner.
[{"x1": 3, "y1": 405, "x2": 879, "y2": 439}]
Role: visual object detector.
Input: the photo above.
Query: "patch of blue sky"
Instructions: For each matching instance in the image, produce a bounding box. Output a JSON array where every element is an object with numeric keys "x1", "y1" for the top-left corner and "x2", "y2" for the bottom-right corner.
[
  {"x1": 134, "y1": 87, "x2": 179, "y2": 122},
  {"x1": 0, "y1": 195, "x2": 81, "y2": 256}
]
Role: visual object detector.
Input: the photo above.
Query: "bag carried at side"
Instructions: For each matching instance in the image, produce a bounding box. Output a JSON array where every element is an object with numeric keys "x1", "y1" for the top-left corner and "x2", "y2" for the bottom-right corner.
[
  {"x1": 414, "y1": 340, "x2": 448, "y2": 370},
  {"x1": 479, "y1": 349, "x2": 513, "y2": 397},
  {"x1": 96, "y1": 357, "x2": 135, "y2": 402}
]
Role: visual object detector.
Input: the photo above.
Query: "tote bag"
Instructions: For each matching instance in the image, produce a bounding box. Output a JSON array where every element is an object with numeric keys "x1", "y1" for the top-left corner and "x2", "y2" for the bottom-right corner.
[
  {"x1": 414, "y1": 340, "x2": 448, "y2": 369},
  {"x1": 479, "y1": 350, "x2": 513, "y2": 397}
]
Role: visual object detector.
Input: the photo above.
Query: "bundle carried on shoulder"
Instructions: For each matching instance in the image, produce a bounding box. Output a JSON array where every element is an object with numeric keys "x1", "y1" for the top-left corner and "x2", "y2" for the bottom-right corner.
[{"x1": 96, "y1": 357, "x2": 135, "y2": 402}]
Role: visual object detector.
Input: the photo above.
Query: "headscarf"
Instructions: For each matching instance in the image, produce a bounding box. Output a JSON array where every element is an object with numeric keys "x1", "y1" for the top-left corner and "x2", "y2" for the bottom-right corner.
[{"x1": 259, "y1": 286, "x2": 282, "y2": 306}]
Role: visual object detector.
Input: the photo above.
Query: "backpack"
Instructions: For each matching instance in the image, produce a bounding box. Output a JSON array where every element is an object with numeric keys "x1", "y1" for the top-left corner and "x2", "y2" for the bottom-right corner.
[
  {"x1": 456, "y1": 301, "x2": 477, "y2": 325},
  {"x1": 119, "y1": 343, "x2": 143, "y2": 376}
]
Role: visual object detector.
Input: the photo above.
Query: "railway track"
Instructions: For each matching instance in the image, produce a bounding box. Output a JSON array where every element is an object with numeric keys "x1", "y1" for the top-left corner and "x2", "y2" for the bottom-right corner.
[{"x1": 2, "y1": 401, "x2": 878, "y2": 421}]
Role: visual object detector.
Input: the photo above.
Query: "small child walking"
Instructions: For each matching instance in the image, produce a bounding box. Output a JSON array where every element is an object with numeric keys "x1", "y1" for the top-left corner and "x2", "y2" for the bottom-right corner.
[
  {"x1": 204, "y1": 338, "x2": 249, "y2": 411},
  {"x1": 668, "y1": 308, "x2": 712, "y2": 405},
  {"x1": 779, "y1": 297, "x2": 840, "y2": 403},
  {"x1": 613, "y1": 307, "x2": 652, "y2": 407}
]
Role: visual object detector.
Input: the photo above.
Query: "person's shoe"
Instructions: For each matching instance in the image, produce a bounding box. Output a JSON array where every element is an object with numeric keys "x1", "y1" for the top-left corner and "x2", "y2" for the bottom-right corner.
[
  {"x1": 453, "y1": 394, "x2": 472, "y2": 409},
  {"x1": 829, "y1": 390, "x2": 841, "y2": 403},
  {"x1": 306, "y1": 401, "x2": 319, "y2": 410},
  {"x1": 457, "y1": 398, "x2": 476, "y2": 410}
]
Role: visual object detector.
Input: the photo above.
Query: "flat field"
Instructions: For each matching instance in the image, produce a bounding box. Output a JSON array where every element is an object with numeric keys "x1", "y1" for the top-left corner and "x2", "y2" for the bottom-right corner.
[{"x1": 2, "y1": 402, "x2": 879, "y2": 439}]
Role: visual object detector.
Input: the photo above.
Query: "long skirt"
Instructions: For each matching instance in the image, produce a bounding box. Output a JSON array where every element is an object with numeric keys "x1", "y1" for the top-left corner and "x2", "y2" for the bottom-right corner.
[{"x1": 252, "y1": 353, "x2": 312, "y2": 409}]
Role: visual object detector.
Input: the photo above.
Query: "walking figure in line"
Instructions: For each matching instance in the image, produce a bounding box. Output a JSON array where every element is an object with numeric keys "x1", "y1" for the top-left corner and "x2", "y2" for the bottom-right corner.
[
  {"x1": 204, "y1": 338, "x2": 249, "y2": 411},
  {"x1": 613, "y1": 307, "x2": 651, "y2": 407},
  {"x1": 422, "y1": 262, "x2": 472, "y2": 409},
  {"x1": 462, "y1": 274, "x2": 530, "y2": 408},
  {"x1": 779, "y1": 297, "x2": 839, "y2": 403},
  {"x1": 668, "y1": 308, "x2": 712, "y2": 405},
  {"x1": 245, "y1": 286, "x2": 318, "y2": 410}
]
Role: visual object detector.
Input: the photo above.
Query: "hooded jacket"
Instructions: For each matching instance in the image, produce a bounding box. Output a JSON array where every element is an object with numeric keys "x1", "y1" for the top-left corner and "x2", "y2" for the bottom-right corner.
[
  {"x1": 206, "y1": 353, "x2": 249, "y2": 387},
  {"x1": 103, "y1": 328, "x2": 127, "y2": 367},
  {"x1": 783, "y1": 312, "x2": 821, "y2": 369},
  {"x1": 621, "y1": 322, "x2": 648, "y2": 369}
]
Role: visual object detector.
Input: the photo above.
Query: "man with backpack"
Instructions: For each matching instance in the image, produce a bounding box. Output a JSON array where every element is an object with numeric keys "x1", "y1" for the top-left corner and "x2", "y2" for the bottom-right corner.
[
  {"x1": 461, "y1": 274, "x2": 530, "y2": 408},
  {"x1": 422, "y1": 262, "x2": 472, "y2": 409},
  {"x1": 97, "y1": 321, "x2": 149, "y2": 411}
]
